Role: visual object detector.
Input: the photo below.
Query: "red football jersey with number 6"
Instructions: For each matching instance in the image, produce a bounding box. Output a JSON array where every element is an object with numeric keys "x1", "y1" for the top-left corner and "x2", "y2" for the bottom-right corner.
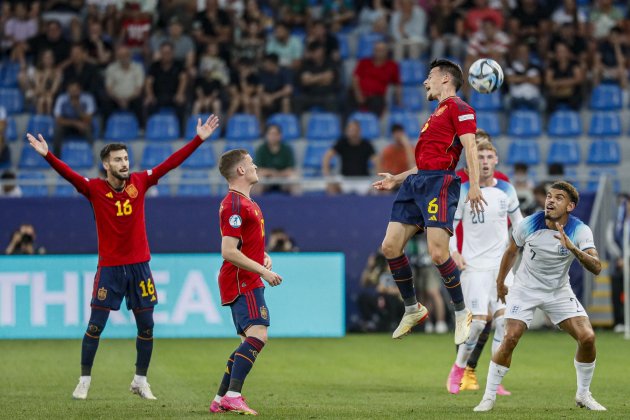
[{"x1": 218, "y1": 191, "x2": 265, "y2": 305}]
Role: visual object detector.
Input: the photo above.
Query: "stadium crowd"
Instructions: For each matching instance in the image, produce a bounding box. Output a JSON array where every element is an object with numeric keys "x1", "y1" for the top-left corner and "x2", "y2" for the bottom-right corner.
[{"x1": 0, "y1": 0, "x2": 629, "y2": 196}]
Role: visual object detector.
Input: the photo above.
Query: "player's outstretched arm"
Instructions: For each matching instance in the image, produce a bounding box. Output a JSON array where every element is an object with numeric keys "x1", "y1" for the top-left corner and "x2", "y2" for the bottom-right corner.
[
  {"x1": 222, "y1": 237, "x2": 283, "y2": 287},
  {"x1": 461, "y1": 133, "x2": 487, "y2": 214},
  {"x1": 372, "y1": 167, "x2": 417, "y2": 191},
  {"x1": 497, "y1": 238, "x2": 520, "y2": 303},
  {"x1": 26, "y1": 133, "x2": 90, "y2": 195},
  {"x1": 555, "y1": 223, "x2": 602, "y2": 275},
  {"x1": 150, "y1": 114, "x2": 221, "y2": 180}
]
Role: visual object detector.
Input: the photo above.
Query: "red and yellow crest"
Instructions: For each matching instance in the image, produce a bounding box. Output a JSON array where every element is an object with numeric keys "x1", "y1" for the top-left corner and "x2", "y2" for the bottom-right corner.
[
  {"x1": 435, "y1": 105, "x2": 446, "y2": 117},
  {"x1": 125, "y1": 184, "x2": 138, "y2": 198},
  {"x1": 260, "y1": 306, "x2": 269, "y2": 320},
  {"x1": 97, "y1": 287, "x2": 107, "y2": 301}
]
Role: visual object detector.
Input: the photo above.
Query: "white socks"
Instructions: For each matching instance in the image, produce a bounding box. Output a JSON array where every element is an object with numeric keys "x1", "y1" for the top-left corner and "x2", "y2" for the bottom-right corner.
[
  {"x1": 492, "y1": 315, "x2": 506, "y2": 356},
  {"x1": 455, "y1": 319, "x2": 486, "y2": 368},
  {"x1": 404, "y1": 303, "x2": 419, "y2": 314},
  {"x1": 483, "y1": 361, "x2": 509, "y2": 400},
  {"x1": 226, "y1": 391, "x2": 241, "y2": 398},
  {"x1": 79, "y1": 375, "x2": 91, "y2": 384},
  {"x1": 214, "y1": 395, "x2": 222, "y2": 403},
  {"x1": 133, "y1": 374, "x2": 147, "y2": 384},
  {"x1": 574, "y1": 359, "x2": 596, "y2": 395}
]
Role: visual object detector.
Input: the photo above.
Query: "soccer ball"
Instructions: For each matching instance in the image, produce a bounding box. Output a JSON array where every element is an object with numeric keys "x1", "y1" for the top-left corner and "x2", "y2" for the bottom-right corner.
[{"x1": 468, "y1": 58, "x2": 504, "y2": 94}]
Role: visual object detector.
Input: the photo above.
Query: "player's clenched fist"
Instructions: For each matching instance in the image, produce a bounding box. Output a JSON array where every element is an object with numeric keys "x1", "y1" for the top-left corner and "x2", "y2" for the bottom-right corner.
[
  {"x1": 262, "y1": 270, "x2": 283, "y2": 287},
  {"x1": 497, "y1": 282, "x2": 508, "y2": 304}
]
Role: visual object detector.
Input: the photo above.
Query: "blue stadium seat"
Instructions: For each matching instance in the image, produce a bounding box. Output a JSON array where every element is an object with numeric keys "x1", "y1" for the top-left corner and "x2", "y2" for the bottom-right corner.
[
  {"x1": 0, "y1": 88, "x2": 24, "y2": 114},
  {"x1": 54, "y1": 183, "x2": 79, "y2": 197},
  {"x1": 356, "y1": 33, "x2": 385, "y2": 59},
  {"x1": 548, "y1": 110, "x2": 581, "y2": 137},
  {"x1": 26, "y1": 114, "x2": 54, "y2": 139},
  {"x1": 226, "y1": 113, "x2": 260, "y2": 141},
  {"x1": 306, "y1": 112, "x2": 341, "y2": 141},
  {"x1": 400, "y1": 60, "x2": 425, "y2": 86},
  {"x1": 303, "y1": 143, "x2": 335, "y2": 177},
  {"x1": 104, "y1": 112, "x2": 139, "y2": 141},
  {"x1": 547, "y1": 139, "x2": 581, "y2": 165},
  {"x1": 61, "y1": 142, "x2": 94, "y2": 169},
  {"x1": 181, "y1": 143, "x2": 216, "y2": 169},
  {"x1": 5, "y1": 116, "x2": 17, "y2": 141},
  {"x1": 267, "y1": 113, "x2": 300, "y2": 141},
  {"x1": 476, "y1": 112, "x2": 501, "y2": 137},
  {"x1": 18, "y1": 171, "x2": 48, "y2": 197},
  {"x1": 185, "y1": 114, "x2": 221, "y2": 141},
  {"x1": 470, "y1": 91, "x2": 501, "y2": 111},
  {"x1": 388, "y1": 111, "x2": 420, "y2": 138},
  {"x1": 348, "y1": 111, "x2": 380, "y2": 140},
  {"x1": 401, "y1": 86, "x2": 423, "y2": 111},
  {"x1": 177, "y1": 170, "x2": 211, "y2": 196},
  {"x1": 508, "y1": 110, "x2": 542, "y2": 138},
  {"x1": 19, "y1": 146, "x2": 49, "y2": 169},
  {"x1": 506, "y1": 141, "x2": 540, "y2": 165},
  {"x1": 141, "y1": 143, "x2": 172, "y2": 168},
  {"x1": 587, "y1": 139, "x2": 620, "y2": 165},
  {"x1": 587, "y1": 168, "x2": 620, "y2": 193},
  {"x1": 336, "y1": 33, "x2": 349, "y2": 60},
  {"x1": 0, "y1": 61, "x2": 20, "y2": 87},
  {"x1": 146, "y1": 113, "x2": 180, "y2": 141},
  {"x1": 589, "y1": 84, "x2": 622, "y2": 110},
  {"x1": 588, "y1": 111, "x2": 621, "y2": 137},
  {"x1": 224, "y1": 141, "x2": 256, "y2": 157},
  {"x1": 152, "y1": 173, "x2": 172, "y2": 197}
]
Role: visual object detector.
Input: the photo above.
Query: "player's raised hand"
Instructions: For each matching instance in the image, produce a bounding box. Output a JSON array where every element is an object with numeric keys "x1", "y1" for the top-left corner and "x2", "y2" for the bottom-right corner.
[
  {"x1": 196, "y1": 114, "x2": 220, "y2": 140},
  {"x1": 497, "y1": 282, "x2": 508, "y2": 304},
  {"x1": 263, "y1": 253, "x2": 272, "y2": 270},
  {"x1": 452, "y1": 251, "x2": 466, "y2": 270},
  {"x1": 465, "y1": 185, "x2": 488, "y2": 216},
  {"x1": 262, "y1": 269, "x2": 283, "y2": 287},
  {"x1": 26, "y1": 133, "x2": 49, "y2": 157},
  {"x1": 554, "y1": 223, "x2": 576, "y2": 251},
  {"x1": 372, "y1": 173, "x2": 397, "y2": 191}
]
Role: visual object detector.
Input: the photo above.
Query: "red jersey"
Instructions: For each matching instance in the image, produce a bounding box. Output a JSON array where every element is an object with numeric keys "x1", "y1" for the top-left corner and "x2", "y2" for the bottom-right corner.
[
  {"x1": 354, "y1": 58, "x2": 400, "y2": 96},
  {"x1": 415, "y1": 96, "x2": 476, "y2": 171},
  {"x1": 218, "y1": 191, "x2": 265, "y2": 305},
  {"x1": 45, "y1": 136, "x2": 205, "y2": 266}
]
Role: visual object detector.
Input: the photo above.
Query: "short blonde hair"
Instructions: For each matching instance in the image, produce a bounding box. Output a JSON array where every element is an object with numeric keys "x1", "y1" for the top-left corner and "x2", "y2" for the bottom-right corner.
[
  {"x1": 475, "y1": 128, "x2": 491, "y2": 143},
  {"x1": 477, "y1": 140, "x2": 497, "y2": 154}
]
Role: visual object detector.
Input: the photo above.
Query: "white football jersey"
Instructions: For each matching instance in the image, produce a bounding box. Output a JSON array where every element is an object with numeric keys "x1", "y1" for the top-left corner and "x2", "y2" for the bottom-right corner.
[
  {"x1": 513, "y1": 212, "x2": 596, "y2": 291},
  {"x1": 452, "y1": 179, "x2": 523, "y2": 270}
]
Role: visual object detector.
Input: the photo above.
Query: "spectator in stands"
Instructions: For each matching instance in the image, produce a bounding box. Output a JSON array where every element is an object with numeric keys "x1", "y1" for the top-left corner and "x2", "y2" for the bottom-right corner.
[
  {"x1": 0, "y1": 170, "x2": 22, "y2": 198},
  {"x1": 61, "y1": 44, "x2": 102, "y2": 100},
  {"x1": 279, "y1": 0, "x2": 309, "y2": 28},
  {"x1": 0, "y1": 106, "x2": 10, "y2": 168},
  {"x1": 545, "y1": 41, "x2": 583, "y2": 112},
  {"x1": 3, "y1": 1, "x2": 39, "y2": 63},
  {"x1": 53, "y1": 80, "x2": 96, "y2": 156},
  {"x1": 294, "y1": 42, "x2": 339, "y2": 115},
  {"x1": 104, "y1": 45, "x2": 146, "y2": 126},
  {"x1": 25, "y1": 20, "x2": 68, "y2": 65},
  {"x1": 509, "y1": 0, "x2": 551, "y2": 54},
  {"x1": 254, "y1": 124, "x2": 297, "y2": 194},
  {"x1": 227, "y1": 58, "x2": 262, "y2": 120},
  {"x1": 351, "y1": 41, "x2": 401, "y2": 116},
  {"x1": 379, "y1": 124, "x2": 415, "y2": 177},
  {"x1": 120, "y1": 2, "x2": 152, "y2": 61},
  {"x1": 589, "y1": 0, "x2": 624, "y2": 40},
  {"x1": 144, "y1": 42, "x2": 188, "y2": 129},
  {"x1": 193, "y1": 0, "x2": 232, "y2": 63},
  {"x1": 356, "y1": 0, "x2": 388, "y2": 35},
  {"x1": 150, "y1": 17, "x2": 196, "y2": 73},
  {"x1": 18, "y1": 49, "x2": 61, "y2": 115},
  {"x1": 267, "y1": 228, "x2": 298, "y2": 252},
  {"x1": 193, "y1": 42, "x2": 228, "y2": 116},
  {"x1": 68, "y1": 17, "x2": 83, "y2": 44},
  {"x1": 259, "y1": 53, "x2": 293, "y2": 119},
  {"x1": 322, "y1": 120, "x2": 378, "y2": 178},
  {"x1": 305, "y1": 20, "x2": 340, "y2": 63},
  {"x1": 464, "y1": 0, "x2": 504, "y2": 36},
  {"x1": 390, "y1": 0, "x2": 428, "y2": 60},
  {"x1": 231, "y1": 20, "x2": 266, "y2": 63},
  {"x1": 505, "y1": 43, "x2": 544, "y2": 111},
  {"x1": 5, "y1": 224, "x2": 45, "y2": 255},
  {"x1": 266, "y1": 21, "x2": 304, "y2": 69},
  {"x1": 551, "y1": 0, "x2": 587, "y2": 34},
  {"x1": 593, "y1": 26, "x2": 628, "y2": 88},
  {"x1": 606, "y1": 194, "x2": 629, "y2": 332},
  {"x1": 549, "y1": 22, "x2": 588, "y2": 71},
  {"x1": 83, "y1": 19, "x2": 113, "y2": 68},
  {"x1": 429, "y1": 0, "x2": 465, "y2": 61},
  {"x1": 241, "y1": 0, "x2": 269, "y2": 27},
  {"x1": 464, "y1": 18, "x2": 510, "y2": 96},
  {"x1": 321, "y1": 0, "x2": 356, "y2": 30}
]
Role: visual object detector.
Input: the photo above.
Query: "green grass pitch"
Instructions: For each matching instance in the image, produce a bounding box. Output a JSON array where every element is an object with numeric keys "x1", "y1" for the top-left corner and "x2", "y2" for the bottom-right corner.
[{"x1": 1, "y1": 332, "x2": 629, "y2": 419}]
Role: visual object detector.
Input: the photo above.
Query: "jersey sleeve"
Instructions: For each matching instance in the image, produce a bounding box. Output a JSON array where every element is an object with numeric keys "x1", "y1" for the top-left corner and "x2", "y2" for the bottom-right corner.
[
  {"x1": 44, "y1": 151, "x2": 91, "y2": 197},
  {"x1": 512, "y1": 215, "x2": 530, "y2": 247},
  {"x1": 147, "y1": 135, "x2": 204, "y2": 186},
  {"x1": 220, "y1": 200, "x2": 245, "y2": 239},
  {"x1": 450, "y1": 100, "x2": 477, "y2": 137},
  {"x1": 575, "y1": 224, "x2": 596, "y2": 251}
]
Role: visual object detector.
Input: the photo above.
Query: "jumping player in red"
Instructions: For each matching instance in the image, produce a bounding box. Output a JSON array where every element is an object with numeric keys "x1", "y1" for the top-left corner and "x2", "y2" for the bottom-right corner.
[
  {"x1": 26, "y1": 115, "x2": 220, "y2": 401},
  {"x1": 209, "y1": 149, "x2": 282, "y2": 416},
  {"x1": 373, "y1": 59, "x2": 486, "y2": 345}
]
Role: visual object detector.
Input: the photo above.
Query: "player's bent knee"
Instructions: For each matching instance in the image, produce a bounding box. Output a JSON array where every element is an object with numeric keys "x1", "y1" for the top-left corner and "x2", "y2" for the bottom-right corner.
[
  {"x1": 578, "y1": 331, "x2": 595, "y2": 349},
  {"x1": 381, "y1": 239, "x2": 402, "y2": 259},
  {"x1": 246, "y1": 326, "x2": 268, "y2": 343},
  {"x1": 502, "y1": 333, "x2": 520, "y2": 351}
]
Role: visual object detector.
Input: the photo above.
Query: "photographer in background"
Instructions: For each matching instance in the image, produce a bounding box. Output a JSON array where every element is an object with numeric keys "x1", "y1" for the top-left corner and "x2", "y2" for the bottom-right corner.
[
  {"x1": 5, "y1": 224, "x2": 46, "y2": 255},
  {"x1": 266, "y1": 228, "x2": 298, "y2": 253}
]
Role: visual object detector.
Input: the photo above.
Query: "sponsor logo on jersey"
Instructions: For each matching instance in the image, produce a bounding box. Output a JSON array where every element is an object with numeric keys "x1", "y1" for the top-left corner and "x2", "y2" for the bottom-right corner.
[
  {"x1": 125, "y1": 184, "x2": 139, "y2": 198},
  {"x1": 105, "y1": 192, "x2": 113, "y2": 198},
  {"x1": 229, "y1": 214, "x2": 242, "y2": 228},
  {"x1": 260, "y1": 306, "x2": 268, "y2": 320},
  {"x1": 558, "y1": 245, "x2": 569, "y2": 256},
  {"x1": 458, "y1": 114, "x2": 474, "y2": 122},
  {"x1": 429, "y1": 215, "x2": 437, "y2": 221},
  {"x1": 97, "y1": 287, "x2": 107, "y2": 301}
]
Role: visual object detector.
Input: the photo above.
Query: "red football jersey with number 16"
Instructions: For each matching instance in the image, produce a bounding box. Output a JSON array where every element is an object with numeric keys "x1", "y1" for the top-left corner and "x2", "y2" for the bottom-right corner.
[{"x1": 218, "y1": 191, "x2": 265, "y2": 305}]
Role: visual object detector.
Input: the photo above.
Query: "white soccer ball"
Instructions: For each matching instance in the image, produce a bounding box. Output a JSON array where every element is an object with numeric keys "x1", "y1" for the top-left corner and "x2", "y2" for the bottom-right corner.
[{"x1": 468, "y1": 58, "x2": 504, "y2": 94}]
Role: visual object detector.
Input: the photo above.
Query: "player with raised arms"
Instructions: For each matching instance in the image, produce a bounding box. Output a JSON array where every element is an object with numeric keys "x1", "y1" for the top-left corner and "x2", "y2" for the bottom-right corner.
[
  {"x1": 373, "y1": 59, "x2": 486, "y2": 345},
  {"x1": 474, "y1": 181, "x2": 606, "y2": 412},
  {"x1": 209, "y1": 149, "x2": 282, "y2": 416},
  {"x1": 446, "y1": 141, "x2": 523, "y2": 394},
  {"x1": 26, "y1": 115, "x2": 220, "y2": 400}
]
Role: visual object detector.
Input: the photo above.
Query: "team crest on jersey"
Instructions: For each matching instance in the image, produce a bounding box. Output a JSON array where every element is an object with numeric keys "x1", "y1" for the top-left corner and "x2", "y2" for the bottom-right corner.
[
  {"x1": 260, "y1": 306, "x2": 268, "y2": 320},
  {"x1": 510, "y1": 305, "x2": 520, "y2": 315},
  {"x1": 125, "y1": 184, "x2": 138, "y2": 198},
  {"x1": 558, "y1": 245, "x2": 569, "y2": 256},
  {"x1": 229, "y1": 214, "x2": 242, "y2": 228},
  {"x1": 105, "y1": 192, "x2": 113, "y2": 198},
  {"x1": 97, "y1": 287, "x2": 107, "y2": 301},
  {"x1": 435, "y1": 106, "x2": 446, "y2": 116},
  {"x1": 421, "y1": 122, "x2": 429, "y2": 133}
]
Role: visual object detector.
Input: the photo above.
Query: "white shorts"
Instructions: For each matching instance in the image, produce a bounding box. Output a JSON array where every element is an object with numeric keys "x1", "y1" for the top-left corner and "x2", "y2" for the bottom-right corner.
[
  {"x1": 504, "y1": 284, "x2": 588, "y2": 328},
  {"x1": 461, "y1": 268, "x2": 511, "y2": 317}
]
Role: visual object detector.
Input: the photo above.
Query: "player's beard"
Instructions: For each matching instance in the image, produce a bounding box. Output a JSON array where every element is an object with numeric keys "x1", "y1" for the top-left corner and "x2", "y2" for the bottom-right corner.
[{"x1": 112, "y1": 169, "x2": 130, "y2": 181}]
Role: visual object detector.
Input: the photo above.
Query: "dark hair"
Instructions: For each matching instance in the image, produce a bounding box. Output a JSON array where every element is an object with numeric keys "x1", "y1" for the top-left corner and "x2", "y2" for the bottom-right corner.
[
  {"x1": 1, "y1": 170, "x2": 16, "y2": 180},
  {"x1": 266, "y1": 123, "x2": 282, "y2": 134},
  {"x1": 548, "y1": 163, "x2": 565, "y2": 176},
  {"x1": 391, "y1": 123, "x2": 404, "y2": 133},
  {"x1": 308, "y1": 41, "x2": 325, "y2": 51},
  {"x1": 514, "y1": 162, "x2": 528, "y2": 172},
  {"x1": 430, "y1": 58, "x2": 463, "y2": 91},
  {"x1": 264, "y1": 53, "x2": 279, "y2": 64},
  {"x1": 160, "y1": 41, "x2": 174, "y2": 50},
  {"x1": 219, "y1": 149, "x2": 249, "y2": 181},
  {"x1": 100, "y1": 143, "x2": 128, "y2": 161},
  {"x1": 550, "y1": 181, "x2": 579, "y2": 206}
]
